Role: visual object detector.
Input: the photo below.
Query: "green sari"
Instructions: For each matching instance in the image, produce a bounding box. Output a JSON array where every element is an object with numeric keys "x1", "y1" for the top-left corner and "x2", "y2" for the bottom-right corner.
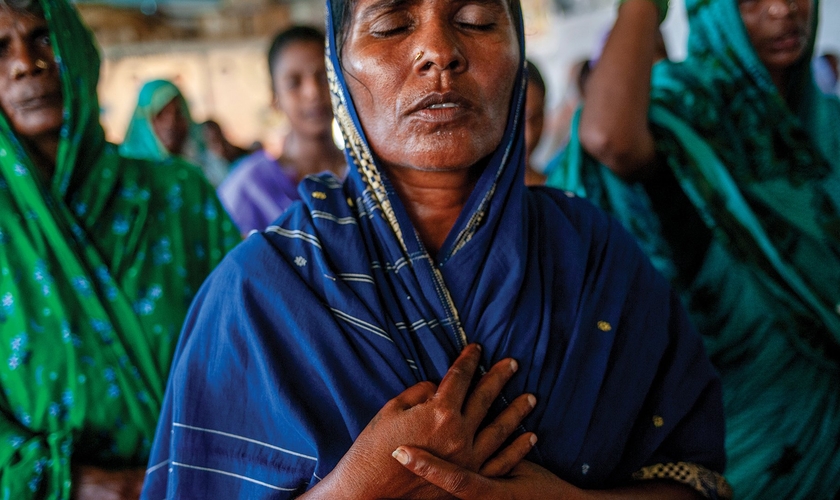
[
  {"x1": 0, "y1": 1, "x2": 239, "y2": 497},
  {"x1": 547, "y1": 0, "x2": 840, "y2": 498}
]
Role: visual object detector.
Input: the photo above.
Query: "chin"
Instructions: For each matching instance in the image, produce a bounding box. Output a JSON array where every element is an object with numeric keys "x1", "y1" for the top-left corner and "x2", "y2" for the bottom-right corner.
[{"x1": 14, "y1": 114, "x2": 65, "y2": 140}]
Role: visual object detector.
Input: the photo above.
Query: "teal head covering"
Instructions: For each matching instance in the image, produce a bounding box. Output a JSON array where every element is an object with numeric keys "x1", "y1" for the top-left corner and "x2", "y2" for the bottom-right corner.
[
  {"x1": 119, "y1": 79, "x2": 205, "y2": 163},
  {"x1": 0, "y1": 1, "x2": 238, "y2": 497},
  {"x1": 676, "y1": 0, "x2": 840, "y2": 161},
  {"x1": 548, "y1": 0, "x2": 840, "y2": 497}
]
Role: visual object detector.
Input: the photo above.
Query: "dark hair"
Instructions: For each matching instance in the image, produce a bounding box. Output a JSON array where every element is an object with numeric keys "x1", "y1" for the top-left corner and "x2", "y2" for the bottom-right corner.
[
  {"x1": 525, "y1": 60, "x2": 545, "y2": 95},
  {"x1": 330, "y1": 0, "x2": 356, "y2": 57},
  {"x1": 267, "y1": 25, "x2": 326, "y2": 84}
]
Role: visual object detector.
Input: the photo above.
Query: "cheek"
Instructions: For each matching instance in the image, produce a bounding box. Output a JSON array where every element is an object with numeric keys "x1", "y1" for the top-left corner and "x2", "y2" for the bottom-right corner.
[{"x1": 344, "y1": 57, "x2": 403, "y2": 140}]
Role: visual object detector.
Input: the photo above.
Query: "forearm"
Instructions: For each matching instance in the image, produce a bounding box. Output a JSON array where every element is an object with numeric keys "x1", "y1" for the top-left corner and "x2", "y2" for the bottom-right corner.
[{"x1": 578, "y1": 0, "x2": 660, "y2": 178}]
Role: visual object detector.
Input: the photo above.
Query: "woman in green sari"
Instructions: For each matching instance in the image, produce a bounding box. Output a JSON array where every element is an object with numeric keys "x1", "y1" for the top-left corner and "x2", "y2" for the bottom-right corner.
[
  {"x1": 0, "y1": 0, "x2": 239, "y2": 497},
  {"x1": 546, "y1": 0, "x2": 840, "y2": 497}
]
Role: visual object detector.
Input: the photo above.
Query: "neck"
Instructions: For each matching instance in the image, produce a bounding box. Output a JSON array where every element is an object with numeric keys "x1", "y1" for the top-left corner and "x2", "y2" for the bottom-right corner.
[
  {"x1": 25, "y1": 134, "x2": 60, "y2": 182},
  {"x1": 768, "y1": 66, "x2": 795, "y2": 103},
  {"x1": 282, "y1": 130, "x2": 344, "y2": 182},
  {"x1": 385, "y1": 164, "x2": 480, "y2": 256}
]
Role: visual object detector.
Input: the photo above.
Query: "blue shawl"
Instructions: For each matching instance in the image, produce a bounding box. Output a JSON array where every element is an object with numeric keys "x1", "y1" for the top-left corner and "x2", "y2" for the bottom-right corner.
[{"x1": 142, "y1": 1, "x2": 728, "y2": 498}]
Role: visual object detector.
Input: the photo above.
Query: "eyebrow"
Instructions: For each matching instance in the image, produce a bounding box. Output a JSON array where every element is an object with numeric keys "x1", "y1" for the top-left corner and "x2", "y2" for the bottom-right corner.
[{"x1": 357, "y1": 0, "x2": 421, "y2": 19}]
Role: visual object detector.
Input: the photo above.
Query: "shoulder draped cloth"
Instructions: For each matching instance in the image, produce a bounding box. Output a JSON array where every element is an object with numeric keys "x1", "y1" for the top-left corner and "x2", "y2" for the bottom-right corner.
[
  {"x1": 0, "y1": 1, "x2": 239, "y2": 497},
  {"x1": 546, "y1": 0, "x2": 840, "y2": 497},
  {"x1": 143, "y1": 0, "x2": 730, "y2": 498}
]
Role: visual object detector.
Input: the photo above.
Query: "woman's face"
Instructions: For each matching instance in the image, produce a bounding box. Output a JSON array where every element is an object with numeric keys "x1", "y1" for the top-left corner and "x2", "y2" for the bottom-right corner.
[
  {"x1": 152, "y1": 97, "x2": 189, "y2": 155},
  {"x1": 0, "y1": 9, "x2": 63, "y2": 142},
  {"x1": 272, "y1": 40, "x2": 334, "y2": 138},
  {"x1": 341, "y1": 0, "x2": 519, "y2": 172},
  {"x1": 739, "y1": 0, "x2": 812, "y2": 75}
]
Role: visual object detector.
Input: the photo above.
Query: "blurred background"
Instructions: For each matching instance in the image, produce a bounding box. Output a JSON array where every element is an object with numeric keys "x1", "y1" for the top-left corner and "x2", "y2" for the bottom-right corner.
[{"x1": 77, "y1": 0, "x2": 840, "y2": 158}]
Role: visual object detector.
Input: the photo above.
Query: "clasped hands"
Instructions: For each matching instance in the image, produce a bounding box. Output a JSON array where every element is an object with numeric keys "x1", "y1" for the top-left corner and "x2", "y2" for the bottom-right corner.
[{"x1": 308, "y1": 344, "x2": 574, "y2": 500}]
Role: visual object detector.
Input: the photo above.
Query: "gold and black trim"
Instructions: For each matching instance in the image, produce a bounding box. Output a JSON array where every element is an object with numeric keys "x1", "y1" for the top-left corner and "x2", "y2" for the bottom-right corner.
[{"x1": 633, "y1": 462, "x2": 733, "y2": 499}]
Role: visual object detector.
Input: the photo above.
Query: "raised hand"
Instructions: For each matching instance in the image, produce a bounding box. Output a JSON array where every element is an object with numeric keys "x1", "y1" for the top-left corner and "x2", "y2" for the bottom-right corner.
[{"x1": 303, "y1": 344, "x2": 537, "y2": 499}]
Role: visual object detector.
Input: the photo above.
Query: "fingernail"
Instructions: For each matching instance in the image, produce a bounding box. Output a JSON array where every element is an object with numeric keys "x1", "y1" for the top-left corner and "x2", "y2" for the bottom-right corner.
[
  {"x1": 527, "y1": 394, "x2": 536, "y2": 408},
  {"x1": 529, "y1": 434, "x2": 538, "y2": 446},
  {"x1": 475, "y1": 343, "x2": 482, "y2": 352},
  {"x1": 509, "y1": 359, "x2": 518, "y2": 372},
  {"x1": 392, "y1": 448, "x2": 409, "y2": 465}
]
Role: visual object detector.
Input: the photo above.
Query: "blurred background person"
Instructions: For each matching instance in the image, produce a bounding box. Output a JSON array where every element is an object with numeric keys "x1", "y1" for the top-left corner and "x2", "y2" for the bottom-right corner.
[
  {"x1": 0, "y1": 0, "x2": 238, "y2": 497},
  {"x1": 218, "y1": 25, "x2": 345, "y2": 236},
  {"x1": 814, "y1": 52, "x2": 838, "y2": 95},
  {"x1": 120, "y1": 79, "x2": 231, "y2": 187},
  {"x1": 537, "y1": 58, "x2": 592, "y2": 172},
  {"x1": 524, "y1": 60, "x2": 548, "y2": 186},
  {"x1": 549, "y1": 0, "x2": 840, "y2": 495},
  {"x1": 200, "y1": 118, "x2": 249, "y2": 185}
]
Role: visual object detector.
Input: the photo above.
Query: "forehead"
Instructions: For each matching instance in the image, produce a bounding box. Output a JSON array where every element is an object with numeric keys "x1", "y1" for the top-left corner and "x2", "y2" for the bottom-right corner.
[
  {"x1": 273, "y1": 41, "x2": 326, "y2": 75},
  {"x1": 0, "y1": 6, "x2": 47, "y2": 33}
]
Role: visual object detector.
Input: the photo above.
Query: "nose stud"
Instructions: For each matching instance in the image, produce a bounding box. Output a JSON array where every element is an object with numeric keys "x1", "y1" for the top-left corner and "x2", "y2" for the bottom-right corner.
[
  {"x1": 35, "y1": 59, "x2": 49, "y2": 70},
  {"x1": 414, "y1": 51, "x2": 424, "y2": 63}
]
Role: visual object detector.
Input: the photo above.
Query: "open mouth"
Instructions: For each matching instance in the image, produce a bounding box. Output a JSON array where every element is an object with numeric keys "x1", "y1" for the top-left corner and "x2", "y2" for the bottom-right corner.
[
  {"x1": 426, "y1": 103, "x2": 459, "y2": 109},
  {"x1": 407, "y1": 91, "x2": 473, "y2": 123}
]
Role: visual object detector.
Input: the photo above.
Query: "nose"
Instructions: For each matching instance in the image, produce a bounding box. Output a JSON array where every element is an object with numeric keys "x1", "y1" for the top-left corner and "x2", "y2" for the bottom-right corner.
[
  {"x1": 412, "y1": 20, "x2": 466, "y2": 74},
  {"x1": 301, "y1": 74, "x2": 325, "y2": 102},
  {"x1": 766, "y1": 0, "x2": 797, "y2": 18},
  {"x1": 9, "y1": 41, "x2": 46, "y2": 80}
]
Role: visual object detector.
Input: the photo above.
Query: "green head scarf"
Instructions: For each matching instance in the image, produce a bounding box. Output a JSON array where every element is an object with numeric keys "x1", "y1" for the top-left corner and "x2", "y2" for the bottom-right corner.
[
  {"x1": 0, "y1": 1, "x2": 238, "y2": 497},
  {"x1": 119, "y1": 79, "x2": 205, "y2": 163}
]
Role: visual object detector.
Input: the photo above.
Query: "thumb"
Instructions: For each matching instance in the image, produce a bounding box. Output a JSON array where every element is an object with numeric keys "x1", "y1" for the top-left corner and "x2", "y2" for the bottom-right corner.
[{"x1": 392, "y1": 446, "x2": 490, "y2": 499}]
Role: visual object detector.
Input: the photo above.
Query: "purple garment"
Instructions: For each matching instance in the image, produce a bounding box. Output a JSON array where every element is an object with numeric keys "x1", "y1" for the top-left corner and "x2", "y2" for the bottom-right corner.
[{"x1": 217, "y1": 150, "x2": 300, "y2": 234}]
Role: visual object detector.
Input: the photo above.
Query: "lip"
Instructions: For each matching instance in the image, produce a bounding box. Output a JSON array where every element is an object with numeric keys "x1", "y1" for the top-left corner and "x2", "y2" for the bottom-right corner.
[
  {"x1": 769, "y1": 27, "x2": 805, "y2": 51},
  {"x1": 15, "y1": 90, "x2": 62, "y2": 111},
  {"x1": 406, "y1": 91, "x2": 473, "y2": 122}
]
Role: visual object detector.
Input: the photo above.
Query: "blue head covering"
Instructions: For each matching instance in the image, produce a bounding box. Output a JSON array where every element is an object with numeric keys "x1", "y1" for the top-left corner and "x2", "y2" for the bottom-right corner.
[{"x1": 142, "y1": 0, "x2": 728, "y2": 497}]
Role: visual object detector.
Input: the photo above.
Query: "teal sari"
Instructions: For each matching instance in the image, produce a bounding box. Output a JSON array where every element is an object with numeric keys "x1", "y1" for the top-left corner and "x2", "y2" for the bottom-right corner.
[
  {"x1": 547, "y1": 0, "x2": 840, "y2": 498},
  {"x1": 0, "y1": 1, "x2": 239, "y2": 497}
]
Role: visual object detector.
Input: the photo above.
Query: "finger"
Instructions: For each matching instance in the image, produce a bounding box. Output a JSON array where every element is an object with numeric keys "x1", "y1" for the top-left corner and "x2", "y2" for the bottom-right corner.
[
  {"x1": 435, "y1": 344, "x2": 482, "y2": 408},
  {"x1": 390, "y1": 381, "x2": 438, "y2": 410},
  {"x1": 474, "y1": 393, "x2": 536, "y2": 461},
  {"x1": 479, "y1": 432, "x2": 538, "y2": 477},
  {"x1": 463, "y1": 357, "x2": 519, "y2": 426},
  {"x1": 393, "y1": 445, "x2": 491, "y2": 499}
]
